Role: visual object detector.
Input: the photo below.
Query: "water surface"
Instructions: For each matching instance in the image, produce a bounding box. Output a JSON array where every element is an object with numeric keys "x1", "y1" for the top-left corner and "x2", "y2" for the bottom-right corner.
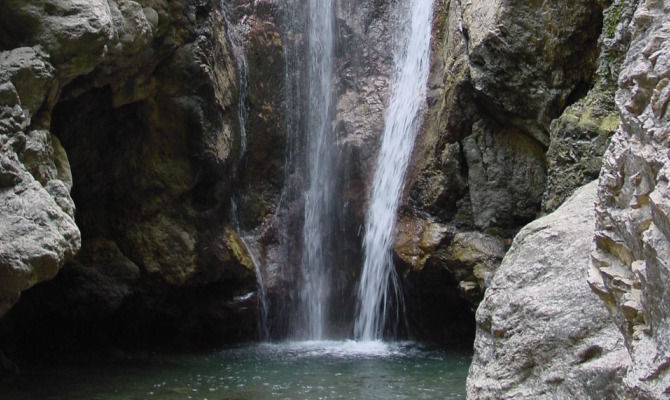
[{"x1": 2, "y1": 341, "x2": 470, "y2": 400}]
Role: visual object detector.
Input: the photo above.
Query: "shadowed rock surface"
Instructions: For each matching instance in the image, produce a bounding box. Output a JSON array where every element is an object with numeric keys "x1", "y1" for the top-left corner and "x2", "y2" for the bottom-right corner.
[{"x1": 0, "y1": 0, "x2": 269, "y2": 354}]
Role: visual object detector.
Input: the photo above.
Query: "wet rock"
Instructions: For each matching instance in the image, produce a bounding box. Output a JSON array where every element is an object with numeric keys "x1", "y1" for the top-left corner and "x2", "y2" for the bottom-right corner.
[
  {"x1": 0, "y1": 0, "x2": 261, "y2": 349},
  {"x1": 443, "y1": 231, "x2": 505, "y2": 305},
  {"x1": 393, "y1": 216, "x2": 451, "y2": 272},
  {"x1": 590, "y1": 1, "x2": 670, "y2": 397},
  {"x1": 410, "y1": 0, "x2": 608, "y2": 236},
  {"x1": 467, "y1": 181, "x2": 630, "y2": 399}
]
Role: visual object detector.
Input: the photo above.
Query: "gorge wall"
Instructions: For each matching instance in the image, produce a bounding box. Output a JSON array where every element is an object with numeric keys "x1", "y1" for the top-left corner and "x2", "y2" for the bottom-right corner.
[
  {"x1": 1, "y1": 2, "x2": 669, "y2": 398},
  {"x1": 590, "y1": 0, "x2": 670, "y2": 396},
  {"x1": 0, "y1": 0, "x2": 271, "y2": 353},
  {"x1": 467, "y1": 0, "x2": 670, "y2": 399}
]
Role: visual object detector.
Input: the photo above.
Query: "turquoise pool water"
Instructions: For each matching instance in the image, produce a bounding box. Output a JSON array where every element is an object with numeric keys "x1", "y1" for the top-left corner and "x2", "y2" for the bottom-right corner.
[{"x1": 1, "y1": 341, "x2": 471, "y2": 399}]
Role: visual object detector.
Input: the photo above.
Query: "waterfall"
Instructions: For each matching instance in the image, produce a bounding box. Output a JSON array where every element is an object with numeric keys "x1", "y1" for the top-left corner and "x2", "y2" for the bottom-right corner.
[
  {"x1": 297, "y1": 0, "x2": 336, "y2": 340},
  {"x1": 221, "y1": 0, "x2": 250, "y2": 160},
  {"x1": 355, "y1": 0, "x2": 434, "y2": 341},
  {"x1": 240, "y1": 235, "x2": 270, "y2": 340},
  {"x1": 223, "y1": 1, "x2": 268, "y2": 340}
]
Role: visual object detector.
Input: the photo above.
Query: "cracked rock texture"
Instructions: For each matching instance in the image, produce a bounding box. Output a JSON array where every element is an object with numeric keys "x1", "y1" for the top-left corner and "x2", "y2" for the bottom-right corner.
[
  {"x1": 0, "y1": 42, "x2": 80, "y2": 318},
  {"x1": 399, "y1": 0, "x2": 623, "y2": 330},
  {"x1": 0, "y1": 0, "x2": 274, "y2": 351},
  {"x1": 467, "y1": 181, "x2": 631, "y2": 399},
  {"x1": 542, "y1": 0, "x2": 639, "y2": 212},
  {"x1": 589, "y1": 0, "x2": 670, "y2": 397}
]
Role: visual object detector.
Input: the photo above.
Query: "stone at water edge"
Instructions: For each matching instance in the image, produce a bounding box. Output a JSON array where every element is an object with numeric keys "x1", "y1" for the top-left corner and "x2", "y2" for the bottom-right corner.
[{"x1": 467, "y1": 181, "x2": 630, "y2": 400}]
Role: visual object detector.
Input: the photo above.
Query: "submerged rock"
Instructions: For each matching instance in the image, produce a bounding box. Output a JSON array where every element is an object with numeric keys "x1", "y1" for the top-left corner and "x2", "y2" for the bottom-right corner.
[{"x1": 467, "y1": 181, "x2": 630, "y2": 399}]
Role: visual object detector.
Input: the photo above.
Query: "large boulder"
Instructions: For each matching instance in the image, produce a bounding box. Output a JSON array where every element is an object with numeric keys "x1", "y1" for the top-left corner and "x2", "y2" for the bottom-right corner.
[
  {"x1": 0, "y1": 47, "x2": 80, "y2": 318},
  {"x1": 467, "y1": 181, "x2": 630, "y2": 399},
  {"x1": 589, "y1": 1, "x2": 670, "y2": 397}
]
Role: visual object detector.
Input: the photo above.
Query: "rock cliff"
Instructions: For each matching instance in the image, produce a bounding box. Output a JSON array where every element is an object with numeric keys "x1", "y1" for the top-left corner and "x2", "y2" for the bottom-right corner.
[
  {"x1": 1, "y1": 4, "x2": 669, "y2": 394},
  {"x1": 467, "y1": 0, "x2": 670, "y2": 398},
  {"x1": 0, "y1": 0, "x2": 276, "y2": 352},
  {"x1": 590, "y1": 0, "x2": 670, "y2": 397},
  {"x1": 397, "y1": 0, "x2": 630, "y2": 340}
]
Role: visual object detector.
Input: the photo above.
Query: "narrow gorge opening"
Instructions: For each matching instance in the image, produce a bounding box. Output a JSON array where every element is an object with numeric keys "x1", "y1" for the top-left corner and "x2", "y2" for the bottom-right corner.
[
  {"x1": 2, "y1": 0, "x2": 652, "y2": 397},
  {"x1": 0, "y1": 0, "x2": 479, "y2": 358}
]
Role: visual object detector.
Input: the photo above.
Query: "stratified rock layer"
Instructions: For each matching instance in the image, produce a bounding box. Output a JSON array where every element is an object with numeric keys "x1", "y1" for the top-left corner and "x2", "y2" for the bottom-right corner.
[
  {"x1": 590, "y1": 1, "x2": 670, "y2": 397},
  {"x1": 467, "y1": 182, "x2": 630, "y2": 399}
]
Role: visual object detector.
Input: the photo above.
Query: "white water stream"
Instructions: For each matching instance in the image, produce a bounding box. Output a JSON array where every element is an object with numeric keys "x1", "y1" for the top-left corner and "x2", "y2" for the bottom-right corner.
[
  {"x1": 298, "y1": 0, "x2": 336, "y2": 340},
  {"x1": 355, "y1": 0, "x2": 435, "y2": 340}
]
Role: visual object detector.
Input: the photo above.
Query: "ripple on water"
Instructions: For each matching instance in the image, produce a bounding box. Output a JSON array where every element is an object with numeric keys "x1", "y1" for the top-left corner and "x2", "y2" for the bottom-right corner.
[{"x1": 1, "y1": 341, "x2": 471, "y2": 400}]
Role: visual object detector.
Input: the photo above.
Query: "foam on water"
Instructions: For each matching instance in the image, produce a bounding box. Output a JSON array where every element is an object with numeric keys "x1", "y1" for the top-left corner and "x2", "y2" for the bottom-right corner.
[{"x1": 261, "y1": 340, "x2": 400, "y2": 358}]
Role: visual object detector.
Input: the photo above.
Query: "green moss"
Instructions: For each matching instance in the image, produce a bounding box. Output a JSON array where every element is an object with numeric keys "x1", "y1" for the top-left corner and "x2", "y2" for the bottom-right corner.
[
  {"x1": 224, "y1": 227, "x2": 255, "y2": 272},
  {"x1": 605, "y1": 1, "x2": 626, "y2": 39}
]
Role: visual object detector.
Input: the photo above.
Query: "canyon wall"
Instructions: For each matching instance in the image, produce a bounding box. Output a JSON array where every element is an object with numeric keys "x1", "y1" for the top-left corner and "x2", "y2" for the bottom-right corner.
[
  {"x1": 467, "y1": 0, "x2": 670, "y2": 398},
  {"x1": 590, "y1": 0, "x2": 670, "y2": 396},
  {"x1": 395, "y1": 0, "x2": 627, "y2": 342},
  {"x1": 0, "y1": 0, "x2": 280, "y2": 352},
  {"x1": 2, "y1": 5, "x2": 669, "y2": 398}
]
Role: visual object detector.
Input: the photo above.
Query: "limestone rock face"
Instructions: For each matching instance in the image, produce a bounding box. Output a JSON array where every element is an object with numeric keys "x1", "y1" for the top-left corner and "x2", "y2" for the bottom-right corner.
[
  {"x1": 0, "y1": 0, "x2": 262, "y2": 348},
  {"x1": 467, "y1": 182, "x2": 630, "y2": 399},
  {"x1": 463, "y1": 0, "x2": 607, "y2": 146},
  {"x1": 411, "y1": 0, "x2": 609, "y2": 229},
  {"x1": 589, "y1": 1, "x2": 670, "y2": 397},
  {"x1": 399, "y1": 0, "x2": 614, "y2": 336},
  {"x1": 542, "y1": 0, "x2": 639, "y2": 212},
  {"x1": 0, "y1": 47, "x2": 80, "y2": 318}
]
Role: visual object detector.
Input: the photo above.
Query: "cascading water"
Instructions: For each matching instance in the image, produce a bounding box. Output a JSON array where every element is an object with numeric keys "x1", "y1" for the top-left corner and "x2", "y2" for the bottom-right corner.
[
  {"x1": 221, "y1": 0, "x2": 250, "y2": 159},
  {"x1": 296, "y1": 0, "x2": 336, "y2": 340},
  {"x1": 222, "y1": 1, "x2": 268, "y2": 340},
  {"x1": 355, "y1": 0, "x2": 435, "y2": 341},
  {"x1": 240, "y1": 234, "x2": 270, "y2": 340}
]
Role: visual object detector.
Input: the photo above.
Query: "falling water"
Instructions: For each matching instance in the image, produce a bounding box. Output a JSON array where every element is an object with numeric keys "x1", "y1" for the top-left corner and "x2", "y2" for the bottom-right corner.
[
  {"x1": 221, "y1": 0, "x2": 250, "y2": 159},
  {"x1": 355, "y1": 0, "x2": 435, "y2": 340},
  {"x1": 297, "y1": 0, "x2": 336, "y2": 340},
  {"x1": 240, "y1": 235, "x2": 270, "y2": 340},
  {"x1": 223, "y1": 1, "x2": 268, "y2": 339},
  {"x1": 230, "y1": 198, "x2": 269, "y2": 340}
]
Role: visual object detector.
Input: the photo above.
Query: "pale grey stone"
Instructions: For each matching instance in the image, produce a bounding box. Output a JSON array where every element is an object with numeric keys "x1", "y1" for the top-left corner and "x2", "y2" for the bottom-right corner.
[{"x1": 467, "y1": 181, "x2": 630, "y2": 399}]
